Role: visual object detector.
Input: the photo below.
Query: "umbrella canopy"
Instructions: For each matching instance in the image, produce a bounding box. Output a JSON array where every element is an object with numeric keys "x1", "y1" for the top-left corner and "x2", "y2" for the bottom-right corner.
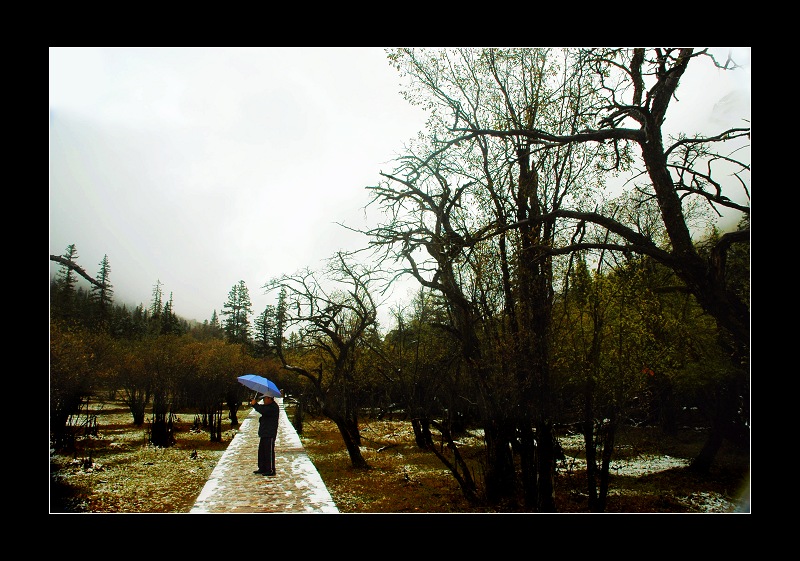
[{"x1": 237, "y1": 374, "x2": 282, "y2": 398}]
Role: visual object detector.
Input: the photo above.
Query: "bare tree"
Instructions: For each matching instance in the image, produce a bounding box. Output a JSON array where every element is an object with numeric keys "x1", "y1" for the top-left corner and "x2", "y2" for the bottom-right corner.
[
  {"x1": 265, "y1": 252, "x2": 380, "y2": 469},
  {"x1": 489, "y1": 48, "x2": 749, "y2": 473},
  {"x1": 375, "y1": 47, "x2": 749, "y2": 482},
  {"x1": 454, "y1": 48, "x2": 750, "y2": 359},
  {"x1": 51, "y1": 253, "x2": 105, "y2": 289},
  {"x1": 368, "y1": 48, "x2": 614, "y2": 510}
]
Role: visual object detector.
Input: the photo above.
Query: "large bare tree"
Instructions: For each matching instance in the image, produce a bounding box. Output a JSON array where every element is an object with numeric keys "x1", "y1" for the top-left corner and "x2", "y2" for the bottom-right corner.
[
  {"x1": 457, "y1": 48, "x2": 750, "y2": 358},
  {"x1": 265, "y1": 252, "x2": 380, "y2": 469},
  {"x1": 368, "y1": 48, "x2": 612, "y2": 510},
  {"x1": 366, "y1": 47, "x2": 749, "y2": 508}
]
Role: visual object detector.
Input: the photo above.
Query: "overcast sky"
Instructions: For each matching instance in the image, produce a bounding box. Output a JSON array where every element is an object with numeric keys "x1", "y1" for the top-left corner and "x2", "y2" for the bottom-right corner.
[
  {"x1": 49, "y1": 47, "x2": 750, "y2": 325},
  {"x1": 49, "y1": 47, "x2": 431, "y2": 323}
]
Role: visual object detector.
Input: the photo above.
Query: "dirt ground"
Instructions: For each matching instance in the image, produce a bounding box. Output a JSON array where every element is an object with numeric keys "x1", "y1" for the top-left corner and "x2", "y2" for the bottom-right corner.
[{"x1": 49, "y1": 400, "x2": 750, "y2": 514}]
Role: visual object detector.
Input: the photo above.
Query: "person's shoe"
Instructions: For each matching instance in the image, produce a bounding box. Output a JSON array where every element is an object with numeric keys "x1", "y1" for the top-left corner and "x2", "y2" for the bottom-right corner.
[
  {"x1": 253, "y1": 470, "x2": 266, "y2": 475},
  {"x1": 264, "y1": 472, "x2": 276, "y2": 476}
]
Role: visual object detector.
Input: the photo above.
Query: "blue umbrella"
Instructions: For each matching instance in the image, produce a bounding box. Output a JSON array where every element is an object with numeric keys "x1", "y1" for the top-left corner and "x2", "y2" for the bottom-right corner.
[{"x1": 237, "y1": 374, "x2": 282, "y2": 398}]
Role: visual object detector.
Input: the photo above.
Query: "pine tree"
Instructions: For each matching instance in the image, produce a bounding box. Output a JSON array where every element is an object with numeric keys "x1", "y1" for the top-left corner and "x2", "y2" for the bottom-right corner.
[
  {"x1": 221, "y1": 280, "x2": 253, "y2": 345},
  {"x1": 53, "y1": 244, "x2": 79, "y2": 318},
  {"x1": 150, "y1": 280, "x2": 163, "y2": 317},
  {"x1": 253, "y1": 304, "x2": 277, "y2": 357},
  {"x1": 149, "y1": 280, "x2": 163, "y2": 335},
  {"x1": 161, "y1": 292, "x2": 183, "y2": 335},
  {"x1": 275, "y1": 287, "x2": 288, "y2": 349},
  {"x1": 207, "y1": 310, "x2": 225, "y2": 339},
  {"x1": 90, "y1": 254, "x2": 114, "y2": 326},
  {"x1": 57, "y1": 244, "x2": 79, "y2": 291}
]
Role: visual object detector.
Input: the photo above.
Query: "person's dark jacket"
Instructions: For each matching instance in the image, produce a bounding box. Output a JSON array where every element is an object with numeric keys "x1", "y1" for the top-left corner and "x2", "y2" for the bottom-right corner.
[{"x1": 253, "y1": 400, "x2": 280, "y2": 438}]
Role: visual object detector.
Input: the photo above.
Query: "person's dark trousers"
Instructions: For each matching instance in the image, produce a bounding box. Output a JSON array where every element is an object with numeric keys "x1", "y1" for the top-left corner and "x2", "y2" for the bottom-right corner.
[{"x1": 258, "y1": 437, "x2": 276, "y2": 474}]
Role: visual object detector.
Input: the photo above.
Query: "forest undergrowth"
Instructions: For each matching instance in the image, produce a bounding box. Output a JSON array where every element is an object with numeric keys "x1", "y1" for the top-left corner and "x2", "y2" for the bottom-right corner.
[{"x1": 49, "y1": 399, "x2": 750, "y2": 514}]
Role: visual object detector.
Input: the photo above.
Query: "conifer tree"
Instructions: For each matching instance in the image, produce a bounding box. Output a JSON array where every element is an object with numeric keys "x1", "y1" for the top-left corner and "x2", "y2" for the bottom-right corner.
[
  {"x1": 53, "y1": 244, "x2": 80, "y2": 318},
  {"x1": 253, "y1": 304, "x2": 277, "y2": 357},
  {"x1": 189, "y1": 310, "x2": 225, "y2": 341},
  {"x1": 149, "y1": 280, "x2": 163, "y2": 334},
  {"x1": 275, "y1": 287, "x2": 288, "y2": 350},
  {"x1": 161, "y1": 292, "x2": 183, "y2": 335},
  {"x1": 59, "y1": 244, "x2": 79, "y2": 287},
  {"x1": 221, "y1": 280, "x2": 253, "y2": 345},
  {"x1": 150, "y1": 280, "x2": 163, "y2": 317},
  {"x1": 90, "y1": 254, "x2": 114, "y2": 326}
]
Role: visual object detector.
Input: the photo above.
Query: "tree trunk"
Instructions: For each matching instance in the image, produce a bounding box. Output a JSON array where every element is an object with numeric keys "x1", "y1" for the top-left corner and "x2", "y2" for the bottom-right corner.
[
  {"x1": 333, "y1": 416, "x2": 369, "y2": 469},
  {"x1": 150, "y1": 414, "x2": 175, "y2": 447},
  {"x1": 226, "y1": 396, "x2": 240, "y2": 429},
  {"x1": 583, "y1": 402, "x2": 599, "y2": 511},
  {"x1": 691, "y1": 382, "x2": 739, "y2": 473},
  {"x1": 584, "y1": 420, "x2": 599, "y2": 512},
  {"x1": 639, "y1": 129, "x2": 749, "y2": 355},
  {"x1": 427, "y1": 419, "x2": 480, "y2": 504},
  {"x1": 292, "y1": 399, "x2": 304, "y2": 435},
  {"x1": 482, "y1": 419, "x2": 516, "y2": 505},
  {"x1": 209, "y1": 405, "x2": 223, "y2": 442},
  {"x1": 123, "y1": 388, "x2": 149, "y2": 426},
  {"x1": 150, "y1": 393, "x2": 175, "y2": 447},
  {"x1": 516, "y1": 423, "x2": 538, "y2": 509},
  {"x1": 412, "y1": 417, "x2": 434, "y2": 449},
  {"x1": 691, "y1": 428, "x2": 723, "y2": 474},
  {"x1": 596, "y1": 416, "x2": 618, "y2": 513},
  {"x1": 534, "y1": 422, "x2": 557, "y2": 512}
]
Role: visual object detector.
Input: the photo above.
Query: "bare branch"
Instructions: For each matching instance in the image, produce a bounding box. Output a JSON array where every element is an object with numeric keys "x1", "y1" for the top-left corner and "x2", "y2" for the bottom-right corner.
[{"x1": 50, "y1": 254, "x2": 105, "y2": 289}]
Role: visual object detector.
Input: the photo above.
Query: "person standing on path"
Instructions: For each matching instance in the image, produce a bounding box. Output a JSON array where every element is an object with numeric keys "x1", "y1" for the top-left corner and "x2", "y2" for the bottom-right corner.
[{"x1": 250, "y1": 395, "x2": 280, "y2": 476}]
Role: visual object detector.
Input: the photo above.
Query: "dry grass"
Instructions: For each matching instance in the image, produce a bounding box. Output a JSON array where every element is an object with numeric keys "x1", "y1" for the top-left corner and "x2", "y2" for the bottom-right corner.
[
  {"x1": 298, "y1": 412, "x2": 750, "y2": 514},
  {"x1": 298, "y1": 416, "x2": 487, "y2": 513},
  {"x1": 49, "y1": 399, "x2": 750, "y2": 514},
  {"x1": 49, "y1": 402, "x2": 234, "y2": 513},
  {"x1": 551, "y1": 427, "x2": 751, "y2": 513}
]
